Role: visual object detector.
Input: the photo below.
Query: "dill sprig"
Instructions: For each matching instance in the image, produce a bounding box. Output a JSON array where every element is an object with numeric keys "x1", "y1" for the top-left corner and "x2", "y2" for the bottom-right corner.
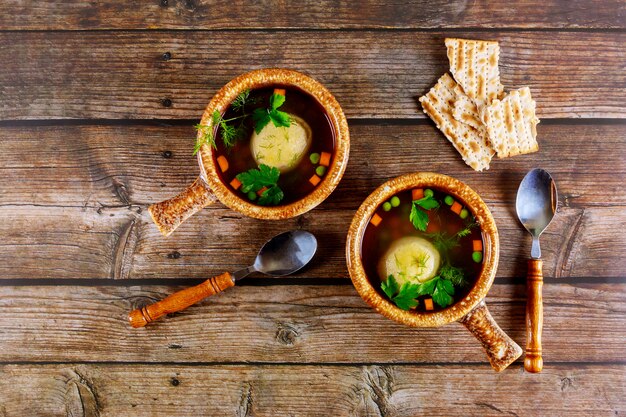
[{"x1": 193, "y1": 89, "x2": 255, "y2": 155}]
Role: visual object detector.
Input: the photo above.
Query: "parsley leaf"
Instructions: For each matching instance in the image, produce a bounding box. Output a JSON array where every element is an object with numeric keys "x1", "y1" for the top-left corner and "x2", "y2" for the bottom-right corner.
[
  {"x1": 438, "y1": 278, "x2": 455, "y2": 296},
  {"x1": 270, "y1": 109, "x2": 291, "y2": 128},
  {"x1": 236, "y1": 164, "x2": 280, "y2": 193},
  {"x1": 409, "y1": 195, "x2": 439, "y2": 232},
  {"x1": 252, "y1": 108, "x2": 271, "y2": 134},
  {"x1": 380, "y1": 275, "x2": 419, "y2": 310},
  {"x1": 433, "y1": 279, "x2": 454, "y2": 308},
  {"x1": 415, "y1": 196, "x2": 440, "y2": 210},
  {"x1": 416, "y1": 278, "x2": 438, "y2": 297},
  {"x1": 410, "y1": 203, "x2": 429, "y2": 232},
  {"x1": 393, "y1": 282, "x2": 420, "y2": 310},
  {"x1": 381, "y1": 274, "x2": 399, "y2": 299},
  {"x1": 269, "y1": 92, "x2": 286, "y2": 110},
  {"x1": 253, "y1": 93, "x2": 291, "y2": 134},
  {"x1": 235, "y1": 164, "x2": 284, "y2": 206},
  {"x1": 258, "y1": 184, "x2": 284, "y2": 206}
]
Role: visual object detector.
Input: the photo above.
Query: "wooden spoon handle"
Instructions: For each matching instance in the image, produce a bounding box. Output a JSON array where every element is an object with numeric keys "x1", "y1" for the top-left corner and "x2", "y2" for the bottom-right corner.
[
  {"x1": 148, "y1": 177, "x2": 216, "y2": 237},
  {"x1": 525, "y1": 259, "x2": 544, "y2": 372},
  {"x1": 128, "y1": 272, "x2": 235, "y2": 328}
]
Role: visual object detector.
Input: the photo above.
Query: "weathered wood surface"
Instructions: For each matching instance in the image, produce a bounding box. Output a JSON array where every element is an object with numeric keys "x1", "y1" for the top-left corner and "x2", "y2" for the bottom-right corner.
[
  {"x1": 0, "y1": 284, "x2": 624, "y2": 363},
  {"x1": 2, "y1": 123, "x2": 623, "y2": 207},
  {"x1": 1, "y1": 123, "x2": 623, "y2": 279},
  {"x1": 1, "y1": 31, "x2": 624, "y2": 120},
  {"x1": 1, "y1": 205, "x2": 622, "y2": 280},
  {"x1": 1, "y1": 1, "x2": 625, "y2": 414},
  {"x1": 0, "y1": 363, "x2": 623, "y2": 417},
  {"x1": 3, "y1": 0, "x2": 625, "y2": 30}
]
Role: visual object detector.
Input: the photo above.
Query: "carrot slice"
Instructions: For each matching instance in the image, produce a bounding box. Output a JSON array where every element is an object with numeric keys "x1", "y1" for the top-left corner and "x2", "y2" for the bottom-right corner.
[
  {"x1": 450, "y1": 201, "x2": 462, "y2": 215},
  {"x1": 257, "y1": 186, "x2": 268, "y2": 196},
  {"x1": 424, "y1": 298, "x2": 434, "y2": 311},
  {"x1": 309, "y1": 174, "x2": 321, "y2": 186},
  {"x1": 370, "y1": 213, "x2": 382, "y2": 227},
  {"x1": 472, "y1": 240, "x2": 483, "y2": 252},
  {"x1": 230, "y1": 178, "x2": 242, "y2": 190},
  {"x1": 319, "y1": 152, "x2": 332, "y2": 167},
  {"x1": 217, "y1": 155, "x2": 229, "y2": 173},
  {"x1": 412, "y1": 188, "x2": 424, "y2": 200},
  {"x1": 273, "y1": 88, "x2": 286, "y2": 96}
]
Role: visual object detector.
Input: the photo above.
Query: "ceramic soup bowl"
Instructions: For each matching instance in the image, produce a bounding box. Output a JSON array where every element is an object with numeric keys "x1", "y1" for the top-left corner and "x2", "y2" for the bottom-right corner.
[
  {"x1": 150, "y1": 68, "x2": 350, "y2": 236},
  {"x1": 346, "y1": 172, "x2": 522, "y2": 371}
]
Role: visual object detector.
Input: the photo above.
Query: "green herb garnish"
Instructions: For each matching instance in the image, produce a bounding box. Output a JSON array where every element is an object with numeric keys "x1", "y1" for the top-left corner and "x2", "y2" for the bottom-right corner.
[
  {"x1": 193, "y1": 90, "x2": 255, "y2": 155},
  {"x1": 252, "y1": 92, "x2": 291, "y2": 134},
  {"x1": 235, "y1": 164, "x2": 284, "y2": 206},
  {"x1": 381, "y1": 275, "x2": 420, "y2": 310},
  {"x1": 409, "y1": 195, "x2": 440, "y2": 232}
]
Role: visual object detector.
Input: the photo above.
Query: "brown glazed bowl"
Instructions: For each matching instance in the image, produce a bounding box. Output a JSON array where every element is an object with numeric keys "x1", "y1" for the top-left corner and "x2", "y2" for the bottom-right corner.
[
  {"x1": 346, "y1": 172, "x2": 522, "y2": 371},
  {"x1": 149, "y1": 68, "x2": 350, "y2": 236}
]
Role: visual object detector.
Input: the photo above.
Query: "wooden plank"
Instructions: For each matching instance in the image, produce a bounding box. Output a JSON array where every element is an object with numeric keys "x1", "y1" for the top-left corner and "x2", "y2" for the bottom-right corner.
[
  {"x1": 0, "y1": 363, "x2": 624, "y2": 417},
  {"x1": 1, "y1": 123, "x2": 624, "y2": 208},
  {"x1": 2, "y1": 0, "x2": 624, "y2": 30},
  {"x1": 0, "y1": 284, "x2": 624, "y2": 363},
  {"x1": 0, "y1": 205, "x2": 623, "y2": 279},
  {"x1": 1, "y1": 31, "x2": 623, "y2": 120},
  {"x1": 0, "y1": 123, "x2": 624, "y2": 279}
]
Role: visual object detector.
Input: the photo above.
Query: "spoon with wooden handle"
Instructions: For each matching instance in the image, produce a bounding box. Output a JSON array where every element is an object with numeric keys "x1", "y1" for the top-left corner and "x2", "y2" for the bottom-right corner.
[
  {"x1": 128, "y1": 230, "x2": 317, "y2": 328},
  {"x1": 515, "y1": 168, "x2": 558, "y2": 373}
]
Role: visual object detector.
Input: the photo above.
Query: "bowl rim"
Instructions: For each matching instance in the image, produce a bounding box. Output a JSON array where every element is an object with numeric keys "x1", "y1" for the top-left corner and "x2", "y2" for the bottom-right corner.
[
  {"x1": 346, "y1": 172, "x2": 499, "y2": 327},
  {"x1": 198, "y1": 68, "x2": 350, "y2": 220}
]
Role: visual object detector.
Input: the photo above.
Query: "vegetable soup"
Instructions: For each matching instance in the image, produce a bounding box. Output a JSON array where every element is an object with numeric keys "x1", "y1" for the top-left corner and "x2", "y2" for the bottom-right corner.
[
  {"x1": 361, "y1": 188, "x2": 485, "y2": 312},
  {"x1": 196, "y1": 85, "x2": 335, "y2": 206}
]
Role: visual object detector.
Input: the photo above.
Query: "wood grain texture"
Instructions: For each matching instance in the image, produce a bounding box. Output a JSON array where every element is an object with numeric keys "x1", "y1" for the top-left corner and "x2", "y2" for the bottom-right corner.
[
  {"x1": 525, "y1": 259, "x2": 544, "y2": 373},
  {"x1": 2, "y1": 123, "x2": 623, "y2": 208},
  {"x1": 0, "y1": 31, "x2": 623, "y2": 120},
  {"x1": 0, "y1": 363, "x2": 624, "y2": 417},
  {"x1": 2, "y1": 0, "x2": 624, "y2": 30},
  {"x1": 1, "y1": 123, "x2": 624, "y2": 279},
  {"x1": 0, "y1": 284, "x2": 623, "y2": 363},
  {"x1": 0, "y1": 204, "x2": 623, "y2": 279}
]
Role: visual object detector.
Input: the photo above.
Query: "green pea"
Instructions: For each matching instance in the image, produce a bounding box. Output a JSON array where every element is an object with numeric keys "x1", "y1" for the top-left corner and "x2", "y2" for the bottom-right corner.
[
  {"x1": 472, "y1": 251, "x2": 483, "y2": 263},
  {"x1": 309, "y1": 153, "x2": 321, "y2": 164},
  {"x1": 247, "y1": 191, "x2": 257, "y2": 201},
  {"x1": 390, "y1": 196, "x2": 400, "y2": 207},
  {"x1": 315, "y1": 165, "x2": 327, "y2": 176},
  {"x1": 382, "y1": 202, "x2": 392, "y2": 212},
  {"x1": 424, "y1": 189, "x2": 434, "y2": 198},
  {"x1": 444, "y1": 195, "x2": 454, "y2": 206},
  {"x1": 460, "y1": 208, "x2": 469, "y2": 219}
]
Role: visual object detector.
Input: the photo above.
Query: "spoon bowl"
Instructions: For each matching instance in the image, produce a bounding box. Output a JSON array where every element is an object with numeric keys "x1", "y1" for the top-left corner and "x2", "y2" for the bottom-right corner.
[
  {"x1": 253, "y1": 230, "x2": 317, "y2": 276},
  {"x1": 516, "y1": 168, "x2": 558, "y2": 258}
]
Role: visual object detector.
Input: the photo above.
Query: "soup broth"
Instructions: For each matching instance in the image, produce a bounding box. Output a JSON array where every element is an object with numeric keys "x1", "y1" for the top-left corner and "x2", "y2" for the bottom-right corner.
[
  {"x1": 361, "y1": 188, "x2": 484, "y2": 313},
  {"x1": 212, "y1": 85, "x2": 335, "y2": 206}
]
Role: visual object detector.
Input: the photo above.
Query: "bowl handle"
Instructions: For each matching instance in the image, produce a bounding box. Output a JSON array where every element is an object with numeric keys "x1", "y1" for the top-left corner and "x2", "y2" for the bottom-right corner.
[
  {"x1": 459, "y1": 300, "x2": 522, "y2": 372},
  {"x1": 148, "y1": 177, "x2": 217, "y2": 237}
]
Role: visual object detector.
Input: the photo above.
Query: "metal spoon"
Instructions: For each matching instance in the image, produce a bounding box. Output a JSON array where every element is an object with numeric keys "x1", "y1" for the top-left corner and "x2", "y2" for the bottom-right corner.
[
  {"x1": 129, "y1": 230, "x2": 317, "y2": 328},
  {"x1": 516, "y1": 168, "x2": 558, "y2": 373}
]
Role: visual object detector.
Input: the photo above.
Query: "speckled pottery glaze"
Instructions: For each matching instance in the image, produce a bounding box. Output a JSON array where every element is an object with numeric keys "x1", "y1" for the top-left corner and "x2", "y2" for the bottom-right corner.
[
  {"x1": 346, "y1": 172, "x2": 522, "y2": 371},
  {"x1": 149, "y1": 69, "x2": 349, "y2": 236}
]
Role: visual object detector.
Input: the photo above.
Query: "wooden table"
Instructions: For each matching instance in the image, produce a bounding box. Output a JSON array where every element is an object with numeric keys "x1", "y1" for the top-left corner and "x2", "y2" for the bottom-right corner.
[{"x1": 1, "y1": 2, "x2": 624, "y2": 415}]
